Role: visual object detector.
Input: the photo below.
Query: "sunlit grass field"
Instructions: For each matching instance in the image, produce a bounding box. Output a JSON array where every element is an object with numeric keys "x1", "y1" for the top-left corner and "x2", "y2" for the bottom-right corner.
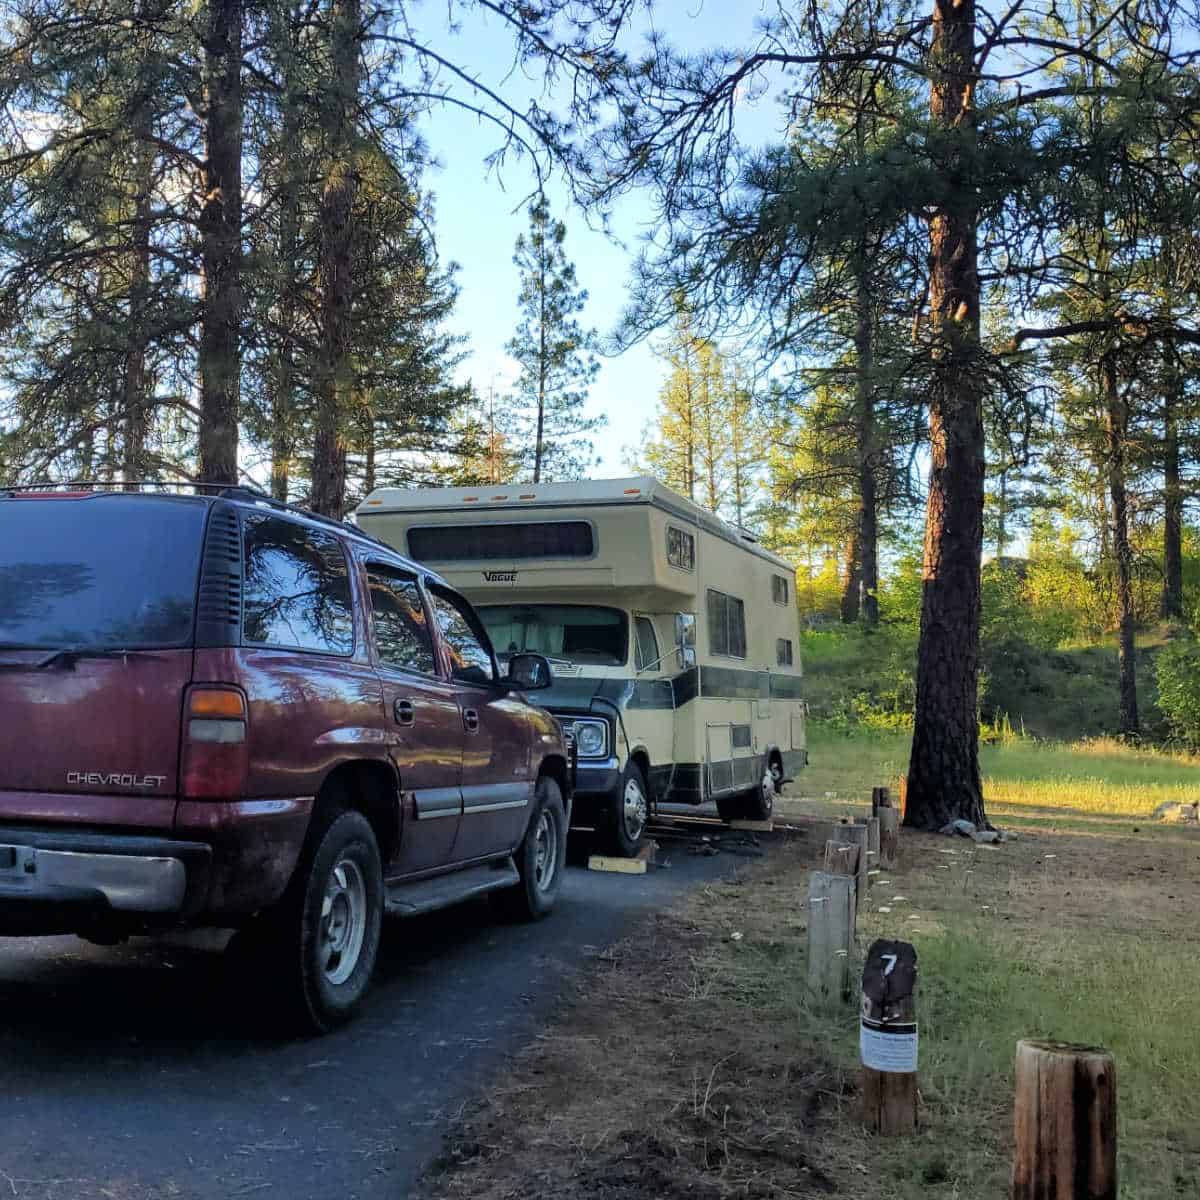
[{"x1": 796, "y1": 724, "x2": 1200, "y2": 824}]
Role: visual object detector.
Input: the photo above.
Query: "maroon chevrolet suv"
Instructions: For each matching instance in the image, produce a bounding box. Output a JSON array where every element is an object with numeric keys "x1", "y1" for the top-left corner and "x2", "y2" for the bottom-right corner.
[{"x1": 0, "y1": 485, "x2": 571, "y2": 1031}]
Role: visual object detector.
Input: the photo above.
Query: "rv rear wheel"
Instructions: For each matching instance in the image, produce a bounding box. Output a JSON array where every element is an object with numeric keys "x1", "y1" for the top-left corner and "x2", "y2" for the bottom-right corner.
[
  {"x1": 742, "y1": 765, "x2": 776, "y2": 822},
  {"x1": 607, "y1": 761, "x2": 649, "y2": 856}
]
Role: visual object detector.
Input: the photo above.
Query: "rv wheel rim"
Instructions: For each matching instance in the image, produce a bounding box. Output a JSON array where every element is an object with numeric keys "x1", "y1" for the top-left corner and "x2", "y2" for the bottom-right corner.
[
  {"x1": 623, "y1": 777, "x2": 648, "y2": 842},
  {"x1": 770, "y1": 760, "x2": 783, "y2": 788},
  {"x1": 760, "y1": 770, "x2": 775, "y2": 816},
  {"x1": 320, "y1": 857, "x2": 367, "y2": 986},
  {"x1": 533, "y1": 808, "x2": 557, "y2": 892}
]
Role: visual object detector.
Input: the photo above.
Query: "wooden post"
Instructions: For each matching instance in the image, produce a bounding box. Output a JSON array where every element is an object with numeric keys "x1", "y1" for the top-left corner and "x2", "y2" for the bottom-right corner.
[
  {"x1": 1011, "y1": 1040, "x2": 1117, "y2": 1200},
  {"x1": 855, "y1": 815, "x2": 881, "y2": 863},
  {"x1": 806, "y1": 871, "x2": 855, "y2": 1009},
  {"x1": 833, "y1": 823, "x2": 869, "y2": 904},
  {"x1": 878, "y1": 806, "x2": 900, "y2": 870},
  {"x1": 823, "y1": 838, "x2": 859, "y2": 877},
  {"x1": 872, "y1": 786, "x2": 891, "y2": 817},
  {"x1": 860, "y1": 939, "x2": 918, "y2": 1135}
]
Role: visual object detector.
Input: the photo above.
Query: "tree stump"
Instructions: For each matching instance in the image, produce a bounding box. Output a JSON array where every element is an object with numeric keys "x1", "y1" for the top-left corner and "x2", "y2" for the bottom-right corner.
[
  {"x1": 833, "y1": 823, "x2": 870, "y2": 904},
  {"x1": 872, "y1": 786, "x2": 891, "y2": 817},
  {"x1": 806, "y1": 871, "x2": 855, "y2": 1009},
  {"x1": 1011, "y1": 1040, "x2": 1117, "y2": 1200},
  {"x1": 860, "y1": 939, "x2": 918, "y2": 1135},
  {"x1": 878, "y1": 806, "x2": 900, "y2": 869}
]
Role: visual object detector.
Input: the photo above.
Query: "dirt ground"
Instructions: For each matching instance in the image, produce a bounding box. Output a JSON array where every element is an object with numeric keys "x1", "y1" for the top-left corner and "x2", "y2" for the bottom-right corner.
[{"x1": 418, "y1": 808, "x2": 1200, "y2": 1199}]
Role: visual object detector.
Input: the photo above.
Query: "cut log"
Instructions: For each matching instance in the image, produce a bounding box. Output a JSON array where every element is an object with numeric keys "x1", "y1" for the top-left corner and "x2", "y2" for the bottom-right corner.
[
  {"x1": 878, "y1": 806, "x2": 900, "y2": 870},
  {"x1": 1011, "y1": 1039, "x2": 1117, "y2": 1200},
  {"x1": 860, "y1": 939, "x2": 918, "y2": 1135},
  {"x1": 806, "y1": 871, "x2": 855, "y2": 1009}
]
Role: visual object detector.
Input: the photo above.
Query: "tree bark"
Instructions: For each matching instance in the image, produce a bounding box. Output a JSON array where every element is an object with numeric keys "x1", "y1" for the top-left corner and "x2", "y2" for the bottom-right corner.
[
  {"x1": 840, "y1": 526, "x2": 862, "y2": 623},
  {"x1": 122, "y1": 132, "x2": 153, "y2": 489},
  {"x1": 270, "y1": 19, "x2": 302, "y2": 504},
  {"x1": 1104, "y1": 353, "x2": 1139, "y2": 737},
  {"x1": 904, "y1": 0, "x2": 987, "y2": 831},
  {"x1": 197, "y1": 0, "x2": 243, "y2": 486},
  {"x1": 1161, "y1": 343, "x2": 1183, "y2": 620},
  {"x1": 533, "y1": 222, "x2": 547, "y2": 483},
  {"x1": 311, "y1": 0, "x2": 361, "y2": 518},
  {"x1": 855, "y1": 256, "x2": 880, "y2": 626}
]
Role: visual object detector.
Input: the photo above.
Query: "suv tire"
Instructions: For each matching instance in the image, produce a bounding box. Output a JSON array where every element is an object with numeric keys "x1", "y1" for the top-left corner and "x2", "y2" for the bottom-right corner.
[
  {"x1": 272, "y1": 809, "x2": 384, "y2": 1034},
  {"x1": 495, "y1": 776, "x2": 567, "y2": 921},
  {"x1": 606, "y1": 760, "x2": 649, "y2": 857}
]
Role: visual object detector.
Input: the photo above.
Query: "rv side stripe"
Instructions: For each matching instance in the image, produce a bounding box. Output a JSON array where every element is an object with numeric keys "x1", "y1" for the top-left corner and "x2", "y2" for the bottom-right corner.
[{"x1": 638, "y1": 666, "x2": 806, "y2": 708}]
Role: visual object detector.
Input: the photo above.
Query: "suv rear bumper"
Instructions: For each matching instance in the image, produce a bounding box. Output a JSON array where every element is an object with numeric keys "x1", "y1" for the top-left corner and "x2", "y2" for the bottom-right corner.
[{"x1": 0, "y1": 826, "x2": 212, "y2": 935}]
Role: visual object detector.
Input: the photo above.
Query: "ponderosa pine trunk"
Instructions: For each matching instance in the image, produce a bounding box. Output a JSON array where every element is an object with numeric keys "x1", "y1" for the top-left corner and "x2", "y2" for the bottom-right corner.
[
  {"x1": 270, "y1": 27, "x2": 302, "y2": 504},
  {"x1": 122, "y1": 133, "x2": 152, "y2": 489},
  {"x1": 904, "y1": 0, "x2": 987, "y2": 831},
  {"x1": 197, "y1": 0, "x2": 243, "y2": 486},
  {"x1": 1104, "y1": 352, "x2": 1139, "y2": 737},
  {"x1": 840, "y1": 528, "x2": 862, "y2": 623},
  {"x1": 855, "y1": 254, "x2": 879, "y2": 626},
  {"x1": 311, "y1": 0, "x2": 361, "y2": 518},
  {"x1": 1161, "y1": 344, "x2": 1183, "y2": 620}
]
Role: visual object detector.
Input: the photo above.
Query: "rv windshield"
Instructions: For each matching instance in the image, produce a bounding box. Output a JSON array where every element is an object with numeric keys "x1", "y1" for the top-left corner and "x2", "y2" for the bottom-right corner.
[{"x1": 478, "y1": 605, "x2": 628, "y2": 668}]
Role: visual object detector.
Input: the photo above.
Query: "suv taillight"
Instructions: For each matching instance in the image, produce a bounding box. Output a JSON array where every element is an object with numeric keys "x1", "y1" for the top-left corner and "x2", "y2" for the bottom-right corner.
[{"x1": 182, "y1": 686, "x2": 248, "y2": 799}]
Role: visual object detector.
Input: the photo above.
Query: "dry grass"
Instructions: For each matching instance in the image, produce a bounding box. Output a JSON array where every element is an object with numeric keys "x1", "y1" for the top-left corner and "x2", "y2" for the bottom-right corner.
[{"x1": 419, "y1": 727, "x2": 1200, "y2": 1199}]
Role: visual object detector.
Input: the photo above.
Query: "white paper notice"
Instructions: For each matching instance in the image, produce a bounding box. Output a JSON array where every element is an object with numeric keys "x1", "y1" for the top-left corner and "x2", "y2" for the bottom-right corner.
[{"x1": 860, "y1": 1020, "x2": 918, "y2": 1073}]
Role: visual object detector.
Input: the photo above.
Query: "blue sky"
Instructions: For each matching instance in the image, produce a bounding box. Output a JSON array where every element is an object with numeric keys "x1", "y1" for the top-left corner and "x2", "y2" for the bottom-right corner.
[{"x1": 412, "y1": 2, "x2": 785, "y2": 475}]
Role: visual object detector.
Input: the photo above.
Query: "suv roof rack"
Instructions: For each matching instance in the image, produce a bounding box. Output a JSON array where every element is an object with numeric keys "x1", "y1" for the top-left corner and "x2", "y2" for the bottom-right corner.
[{"x1": 0, "y1": 478, "x2": 401, "y2": 557}]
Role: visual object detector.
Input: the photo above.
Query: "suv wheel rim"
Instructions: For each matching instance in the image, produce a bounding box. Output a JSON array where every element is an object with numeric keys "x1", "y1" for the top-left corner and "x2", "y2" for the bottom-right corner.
[
  {"x1": 623, "y1": 776, "x2": 648, "y2": 842},
  {"x1": 320, "y1": 857, "x2": 367, "y2": 986},
  {"x1": 533, "y1": 808, "x2": 557, "y2": 892},
  {"x1": 759, "y1": 769, "x2": 775, "y2": 817}
]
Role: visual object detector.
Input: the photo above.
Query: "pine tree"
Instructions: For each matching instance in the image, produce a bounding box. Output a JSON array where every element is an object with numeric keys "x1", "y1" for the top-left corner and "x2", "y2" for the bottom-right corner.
[{"x1": 505, "y1": 195, "x2": 601, "y2": 483}]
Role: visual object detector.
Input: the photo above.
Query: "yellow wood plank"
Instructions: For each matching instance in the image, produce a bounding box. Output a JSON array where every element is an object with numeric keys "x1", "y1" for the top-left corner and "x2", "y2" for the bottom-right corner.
[
  {"x1": 587, "y1": 841, "x2": 656, "y2": 874},
  {"x1": 729, "y1": 819, "x2": 774, "y2": 832}
]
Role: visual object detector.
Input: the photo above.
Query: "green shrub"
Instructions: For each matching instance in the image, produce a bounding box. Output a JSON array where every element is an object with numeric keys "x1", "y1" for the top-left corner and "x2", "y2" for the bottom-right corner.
[{"x1": 1153, "y1": 638, "x2": 1200, "y2": 746}]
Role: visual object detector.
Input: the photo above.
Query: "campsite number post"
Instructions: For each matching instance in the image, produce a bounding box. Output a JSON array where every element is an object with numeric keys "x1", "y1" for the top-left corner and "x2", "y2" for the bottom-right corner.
[{"x1": 860, "y1": 939, "x2": 918, "y2": 1134}]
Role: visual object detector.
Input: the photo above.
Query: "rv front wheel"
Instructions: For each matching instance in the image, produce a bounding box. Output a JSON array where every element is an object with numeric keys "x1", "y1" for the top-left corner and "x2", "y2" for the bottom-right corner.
[
  {"x1": 607, "y1": 761, "x2": 649, "y2": 856},
  {"x1": 744, "y1": 766, "x2": 776, "y2": 822}
]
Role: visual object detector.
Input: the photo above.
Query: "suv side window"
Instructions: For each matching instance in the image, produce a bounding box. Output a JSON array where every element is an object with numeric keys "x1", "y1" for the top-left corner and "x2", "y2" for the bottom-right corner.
[
  {"x1": 366, "y1": 566, "x2": 436, "y2": 676},
  {"x1": 428, "y1": 588, "x2": 496, "y2": 686},
  {"x1": 242, "y1": 514, "x2": 354, "y2": 655}
]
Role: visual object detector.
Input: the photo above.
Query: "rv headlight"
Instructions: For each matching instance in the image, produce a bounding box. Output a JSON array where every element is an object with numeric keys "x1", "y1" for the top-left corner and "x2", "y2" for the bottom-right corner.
[{"x1": 573, "y1": 719, "x2": 608, "y2": 758}]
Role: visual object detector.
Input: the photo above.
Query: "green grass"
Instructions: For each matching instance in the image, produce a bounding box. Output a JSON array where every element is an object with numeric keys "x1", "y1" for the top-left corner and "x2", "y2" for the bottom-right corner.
[
  {"x1": 782, "y1": 724, "x2": 1200, "y2": 1196},
  {"x1": 798, "y1": 723, "x2": 1200, "y2": 822}
]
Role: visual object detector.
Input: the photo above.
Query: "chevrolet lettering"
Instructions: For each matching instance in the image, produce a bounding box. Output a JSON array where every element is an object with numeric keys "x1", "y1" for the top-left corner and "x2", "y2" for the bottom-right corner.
[{"x1": 67, "y1": 771, "x2": 167, "y2": 789}]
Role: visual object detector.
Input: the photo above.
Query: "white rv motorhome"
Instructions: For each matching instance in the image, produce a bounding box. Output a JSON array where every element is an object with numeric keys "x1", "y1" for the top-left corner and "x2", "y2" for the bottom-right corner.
[{"x1": 355, "y1": 477, "x2": 807, "y2": 854}]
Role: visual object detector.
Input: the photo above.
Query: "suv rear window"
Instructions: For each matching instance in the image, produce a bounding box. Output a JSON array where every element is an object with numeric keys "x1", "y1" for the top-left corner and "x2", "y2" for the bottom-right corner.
[
  {"x1": 0, "y1": 496, "x2": 206, "y2": 649},
  {"x1": 242, "y1": 514, "x2": 355, "y2": 655}
]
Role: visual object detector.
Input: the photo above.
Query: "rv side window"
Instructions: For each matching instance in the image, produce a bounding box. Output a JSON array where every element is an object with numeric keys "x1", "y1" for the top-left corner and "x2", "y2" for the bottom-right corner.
[
  {"x1": 706, "y1": 590, "x2": 747, "y2": 659},
  {"x1": 408, "y1": 521, "x2": 593, "y2": 562},
  {"x1": 776, "y1": 637, "x2": 794, "y2": 667},
  {"x1": 635, "y1": 616, "x2": 660, "y2": 671},
  {"x1": 675, "y1": 612, "x2": 696, "y2": 669},
  {"x1": 666, "y1": 525, "x2": 695, "y2": 571},
  {"x1": 772, "y1": 574, "x2": 790, "y2": 605}
]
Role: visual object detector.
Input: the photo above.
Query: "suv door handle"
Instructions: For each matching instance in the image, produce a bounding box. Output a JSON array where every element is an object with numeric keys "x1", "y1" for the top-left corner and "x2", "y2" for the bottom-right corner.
[
  {"x1": 462, "y1": 707, "x2": 479, "y2": 734},
  {"x1": 394, "y1": 698, "x2": 415, "y2": 726}
]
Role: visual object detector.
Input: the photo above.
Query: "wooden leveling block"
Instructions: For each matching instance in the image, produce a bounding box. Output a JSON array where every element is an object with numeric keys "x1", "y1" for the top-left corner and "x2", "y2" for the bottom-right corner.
[{"x1": 587, "y1": 841, "x2": 657, "y2": 875}]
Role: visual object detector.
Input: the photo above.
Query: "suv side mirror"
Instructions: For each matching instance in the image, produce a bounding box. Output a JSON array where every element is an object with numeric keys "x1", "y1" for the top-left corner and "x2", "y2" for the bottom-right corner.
[{"x1": 505, "y1": 652, "x2": 553, "y2": 691}]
